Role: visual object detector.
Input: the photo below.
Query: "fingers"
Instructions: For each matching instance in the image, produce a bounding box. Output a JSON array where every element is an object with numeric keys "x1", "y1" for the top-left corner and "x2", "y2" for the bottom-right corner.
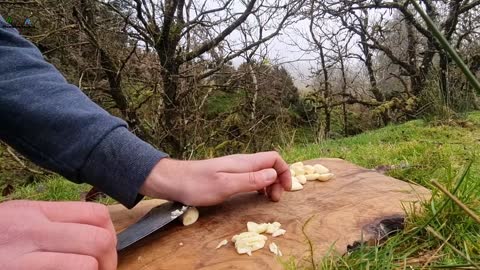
[
  {"x1": 217, "y1": 151, "x2": 291, "y2": 191},
  {"x1": 11, "y1": 252, "x2": 98, "y2": 270},
  {"x1": 267, "y1": 183, "x2": 284, "y2": 202},
  {"x1": 7, "y1": 200, "x2": 116, "y2": 239},
  {"x1": 220, "y1": 168, "x2": 278, "y2": 195},
  {"x1": 33, "y1": 222, "x2": 117, "y2": 270}
]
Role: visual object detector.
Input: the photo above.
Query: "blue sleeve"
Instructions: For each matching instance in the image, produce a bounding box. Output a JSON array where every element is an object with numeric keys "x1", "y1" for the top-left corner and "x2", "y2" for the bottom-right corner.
[{"x1": 0, "y1": 17, "x2": 168, "y2": 208}]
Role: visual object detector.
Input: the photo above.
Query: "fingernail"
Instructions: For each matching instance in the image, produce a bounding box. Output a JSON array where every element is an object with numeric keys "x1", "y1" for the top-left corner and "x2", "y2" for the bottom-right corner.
[{"x1": 264, "y1": 169, "x2": 277, "y2": 182}]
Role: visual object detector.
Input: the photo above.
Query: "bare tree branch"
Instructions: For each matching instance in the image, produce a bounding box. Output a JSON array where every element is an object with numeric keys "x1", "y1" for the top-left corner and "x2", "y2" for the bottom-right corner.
[{"x1": 182, "y1": 0, "x2": 257, "y2": 62}]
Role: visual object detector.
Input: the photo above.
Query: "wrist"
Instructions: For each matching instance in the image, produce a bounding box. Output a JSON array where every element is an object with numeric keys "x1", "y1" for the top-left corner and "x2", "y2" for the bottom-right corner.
[{"x1": 140, "y1": 158, "x2": 188, "y2": 202}]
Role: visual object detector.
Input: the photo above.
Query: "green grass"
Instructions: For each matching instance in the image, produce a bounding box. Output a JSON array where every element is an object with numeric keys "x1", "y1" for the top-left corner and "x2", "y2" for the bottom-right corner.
[
  {"x1": 278, "y1": 112, "x2": 480, "y2": 269},
  {"x1": 282, "y1": 113, "x2": 480, "y2": 186},
  {"x1": 205, "y1": 90, "x2": 245, "y2": 117},
  {"x1": 0, "y1": 175, "x2": 115, "y2": 204}
]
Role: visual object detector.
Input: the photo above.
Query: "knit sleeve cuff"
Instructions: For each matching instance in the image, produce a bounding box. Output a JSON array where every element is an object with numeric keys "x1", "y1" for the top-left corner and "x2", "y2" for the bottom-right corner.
[{"x1": 80, "y1": 127, "x2": 168, "y2": 208}]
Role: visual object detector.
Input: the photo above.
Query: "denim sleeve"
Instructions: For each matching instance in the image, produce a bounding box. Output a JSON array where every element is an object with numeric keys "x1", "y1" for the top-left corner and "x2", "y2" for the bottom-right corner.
[{"x1": 0, "y1": 17, "x2": 168, "y2": 208}]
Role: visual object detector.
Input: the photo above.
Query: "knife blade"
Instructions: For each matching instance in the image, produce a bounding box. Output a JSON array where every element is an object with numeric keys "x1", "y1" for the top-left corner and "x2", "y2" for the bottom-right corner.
[{"x1": 116, "y1": 201, "x2": 187, "y2": 252}]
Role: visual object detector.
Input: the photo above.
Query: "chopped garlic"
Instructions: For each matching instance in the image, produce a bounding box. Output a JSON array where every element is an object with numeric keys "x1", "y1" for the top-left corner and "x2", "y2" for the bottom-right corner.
[
  {"x1": 266, "y1": 222, "x2": 281, "y2": 234},
  {"x1": 170, "y1": 209, "x2": 184, "y2": 219},
  {"x1": 232, "y1": 231, "x2": 267, "y2": 255},
  {"x1": 216, "y1": 239, "x2": 228, "y2": 249},
  {"x1": 269, "y1": 242, "x2": 282, "y2": 256},
  {"x1": 247, "y1": 222, "x2": 268, "y2": 234},
  {"x1": 247, "y1": 222, "x2": 258, "y2": 232},
  {"x1": 232, "y1": 231, "x2": 266, "y2": 243},
  {"x1": 272, "y1": 229, "x2": 286, "y2": 237},
  {"x1": 171, "y1": 209, "x2": 183, "y2": 216}
]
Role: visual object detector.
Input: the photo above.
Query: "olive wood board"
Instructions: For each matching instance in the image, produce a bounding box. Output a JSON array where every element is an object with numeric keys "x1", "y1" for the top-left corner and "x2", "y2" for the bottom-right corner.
[{"x1": 108, "y1": 158, "x2": 431, "y2": 270}]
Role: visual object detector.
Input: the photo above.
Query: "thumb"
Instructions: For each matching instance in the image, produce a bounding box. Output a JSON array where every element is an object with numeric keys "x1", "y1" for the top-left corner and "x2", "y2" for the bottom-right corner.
[{"x1": 223, "y1": 168, "x2": 278, "y2": 195}]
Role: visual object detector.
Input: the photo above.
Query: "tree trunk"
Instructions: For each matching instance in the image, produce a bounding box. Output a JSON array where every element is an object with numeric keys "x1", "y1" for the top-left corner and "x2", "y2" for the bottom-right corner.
[
  {"x1": 76, "y1": 0, "x2": 149, "y2": 141},
  {"x1": 319, "y1": 45, "x2": 331, "y2": 138},
  {"x1": 247, "y1": 62, "x2": 259, "y2": 120},
  {"x1": 324, "y1": 107, "x2": 331, "y2": 138},
  {"x1": 159, "y1": 59, "x2": 183, "y2": 156},
  {"x1": 439, "y1": 52, "x2": 449, "y2": 105},
  {"x1": 359, "y1": 25, "x2": 389, "y2": 125},
  {"x1": 338, "y1": 47, "x2": 348, "y2": 136},
  {"x1": 153, "y1": 0, "x2": 186, "y2": 157}
]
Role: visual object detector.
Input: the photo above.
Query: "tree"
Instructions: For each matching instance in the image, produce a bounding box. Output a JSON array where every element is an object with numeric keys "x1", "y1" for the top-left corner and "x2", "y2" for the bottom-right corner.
[{"x1": 99, "y1": 0, "x2": 305, "y2": 156}]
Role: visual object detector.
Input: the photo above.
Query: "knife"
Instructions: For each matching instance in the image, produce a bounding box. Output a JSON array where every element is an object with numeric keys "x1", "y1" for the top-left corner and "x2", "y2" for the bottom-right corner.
[{"x1": 116, "y1": 201, "x2": 187, "y2": 252}]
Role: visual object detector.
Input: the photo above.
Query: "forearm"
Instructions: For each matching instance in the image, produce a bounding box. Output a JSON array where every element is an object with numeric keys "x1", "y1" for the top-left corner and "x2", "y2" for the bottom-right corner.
[{"x1": 0, "y1": 17, "x2": 167, "y2": 208}]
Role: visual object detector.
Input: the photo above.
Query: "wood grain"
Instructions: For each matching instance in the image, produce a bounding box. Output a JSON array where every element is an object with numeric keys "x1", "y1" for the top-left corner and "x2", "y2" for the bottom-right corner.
[{"x1": 109, "y1": 158, "x2": 431, "y2": 270}]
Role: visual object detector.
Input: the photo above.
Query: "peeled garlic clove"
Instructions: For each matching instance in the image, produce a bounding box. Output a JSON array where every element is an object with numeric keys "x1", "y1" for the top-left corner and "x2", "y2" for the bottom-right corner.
[
  {"x1": 290, "y1": 179, "x2": 304, "y2": 191},
  {"x1": 304, "y1": 165, "x2": 315, "y2": 174},
  {"x1": 292, "y1": 166, "x2": 305, "y2": 176},
  {"x1": 291, "y1": 162, "x2": 304, "y2": 168},
  {"x1": 305, "y1": 173, "x2": 321, "y2": 181},
  {"x1": 296, "y1": 175, "x2": 307, "y2": 184},
  {"x1": 216, "y1": 239, "x2": 228, "y2": 249},
  {"x1": 180, "y1": 207, "x2": 199, "y2": 226},
  {"x1": 290, "y1": 169, "x2": 296, "y2": 177},
  {"x1": 314, "y1": 164, "x2": 330, "y2": 174},
  {"x1": 317, "y1": 173, "x2": 335, "y2": 181},
  {"x1": 272, "y1": 229, "x2": 286, "y2": 237}
]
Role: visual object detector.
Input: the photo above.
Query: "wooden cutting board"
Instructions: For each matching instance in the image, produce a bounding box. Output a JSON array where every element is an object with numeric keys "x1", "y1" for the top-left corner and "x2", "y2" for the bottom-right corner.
[{"x1": 109, "y1": 158, "x2": 431, "y2": 270}]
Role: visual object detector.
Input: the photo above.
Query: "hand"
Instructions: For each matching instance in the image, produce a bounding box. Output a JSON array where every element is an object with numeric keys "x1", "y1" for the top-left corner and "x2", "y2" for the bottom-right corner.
[
  {"x1": 0, "y1": 200, "x2": 117, "y2": 270},
  {"x1": 140, "y1": 151, "x2": 291, "y2": 206}
]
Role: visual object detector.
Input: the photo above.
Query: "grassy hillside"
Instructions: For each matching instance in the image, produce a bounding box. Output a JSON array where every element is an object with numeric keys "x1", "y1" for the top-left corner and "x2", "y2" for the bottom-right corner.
[
  {"x1": 283, "y1": 113, "x2": 479, "y2": 189},
  {"x1": 280, "y1": 112, "x2": 480, "y2": 269},
  {"x1": 1, "y1": 112, "x2": 479, "y2": 268}
]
